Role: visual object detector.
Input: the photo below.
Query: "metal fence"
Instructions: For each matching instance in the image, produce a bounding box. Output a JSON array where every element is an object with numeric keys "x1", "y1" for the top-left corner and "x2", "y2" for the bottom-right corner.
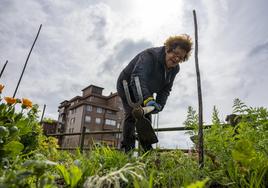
[{"x1": 47, "y1": 125, "x2": 213, "y2": 153}]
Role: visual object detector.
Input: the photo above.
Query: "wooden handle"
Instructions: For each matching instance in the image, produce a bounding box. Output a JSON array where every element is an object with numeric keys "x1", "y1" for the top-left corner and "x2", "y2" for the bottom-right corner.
[{"x1": 142, "y1": 106, "x2": 155, "y2": 115}]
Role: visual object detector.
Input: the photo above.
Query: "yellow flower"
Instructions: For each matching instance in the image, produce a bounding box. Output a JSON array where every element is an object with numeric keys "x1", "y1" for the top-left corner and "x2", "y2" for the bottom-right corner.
[
  {"x1": 0, "y1": 84, "x2": 4, "y2": 94},
  {"x1": 22, "y1": 98, "x2": 33, "y2": 108},
  {"x1": 4, "y1": 97, "x2": 16, "y2": 105}
]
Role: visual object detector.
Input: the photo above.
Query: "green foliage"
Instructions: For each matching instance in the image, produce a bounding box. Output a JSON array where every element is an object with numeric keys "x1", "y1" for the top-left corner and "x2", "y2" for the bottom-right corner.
[
  {"x1": 38, "y1": 136, "x2": 60, "y2": 161},
  {"x1": 202, "y1": 99, "x2": 268, "y2": 187},
  {"x1": 186, "y1": 178, "x2": 209, "y2": 188},
  {"x1": 232, "y1": 98, "x2": 247, "y2": 114},
  {"x1": 143, "y1": 150, "x2": 201, "y2": 187},
  {"x1": 212, "y1": 105, "x2": 220, "y2": 125},
  {"x1": 0, "y1": 95, "x2": 267, "y2": 188},
  {"x1": 57, "y1": 164, "x2": 82, "y2": 188},
  {"x1": 184, "y1": 106, "x2": 198, "y2": 135},
  {"x1": 83, "y1": 162, "x2": 146, "y2": 188},
  {"x1": 88, "y1": 145, "x2": 130, "y2": 171},
  {"x1": 42, "y1": 118, "x2": 56, "y2": 124},
  {"x1": 0, "y1": 95, "x2": 59, "y2": 187},
  {"x1": 0, "y1": 99, "x2": 43, "y2": 162},
  {"x1": 0, "y1": 155, "x2": 57, "y2": 187}
]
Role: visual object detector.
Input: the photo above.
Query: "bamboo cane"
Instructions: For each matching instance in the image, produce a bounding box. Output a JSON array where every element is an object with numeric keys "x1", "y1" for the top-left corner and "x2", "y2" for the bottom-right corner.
[
  {"x1": 40, "y1": 104, "x2": 46, "y2": 123},
  {"x1": 13, "y1": 24, "x2": 42, "y2": 98},
  {"x1": 0, "y1": 60, "x2": 8, "y2": 79},
  {"x1": 193, "y1": 10, "x2": 204, "y2": 168}
]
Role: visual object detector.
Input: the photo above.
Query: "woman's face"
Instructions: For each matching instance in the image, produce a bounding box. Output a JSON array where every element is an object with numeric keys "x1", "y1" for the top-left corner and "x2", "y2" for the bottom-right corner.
[{"x1": 165, "y1": 47, "x2": 187, "y2": 69}]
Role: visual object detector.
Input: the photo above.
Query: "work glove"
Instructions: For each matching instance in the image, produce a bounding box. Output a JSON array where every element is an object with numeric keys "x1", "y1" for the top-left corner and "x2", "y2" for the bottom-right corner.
[{"x1": 144, "y1": 97, "x2": 162, "y2": 114}]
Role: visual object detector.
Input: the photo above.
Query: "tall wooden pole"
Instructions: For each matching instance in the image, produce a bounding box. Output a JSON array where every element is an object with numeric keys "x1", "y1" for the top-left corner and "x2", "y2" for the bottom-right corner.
[
  {"x1": 193, "y1": 10, "x2": 204, "y2": 168},
  {"x1": 80, "y1": 126, "x2": 86, "y2": 153},
  {"x1": 13, "y1": 24, "x2": 42, "y2": 98},
  {"x1": 0, "y1": 60, "x2": 8, "y2": 79},
  {"x1": 40, "y1": 104, "x2": 46, "y2": 123}
]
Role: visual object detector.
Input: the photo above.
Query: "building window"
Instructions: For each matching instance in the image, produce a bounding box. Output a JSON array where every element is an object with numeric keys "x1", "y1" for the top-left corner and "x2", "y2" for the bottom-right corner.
[
  {"x1": 96, "y1": 107, "x2": 103, "y2": 113},
  {"x1": 105, "y1": 119, "x2": 116, "y2": 126},
  {"x1": 96, "y1": 118, "x2": 101, "y2": 124},
  {"x1": 116, "y1": 133, "x2": 120, "y2": 139},
  {"x1": 86, "y1": 105, "x2": 92, "y2": 112},
  {"x1": 107, "y1": 110, "x2": 116, "y2": 115},
  {"x1": 117, "y1": 123, "x2": 121, "y2": 128},
  {"x1": 70, "y1": 108, "x2": 76, "y2": 114},
  {"x1": 85, "y1": 128, "x2": 90, "y2": 133},
  {"x1": 70, "y1": 118, "x2": 75, "y2": 124},
  {"x1": 85, "y1": 115, "x2": 91, "y2": 123}
]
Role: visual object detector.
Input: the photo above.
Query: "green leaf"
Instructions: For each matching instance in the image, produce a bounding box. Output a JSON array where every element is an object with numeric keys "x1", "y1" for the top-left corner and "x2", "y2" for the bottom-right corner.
[
  {"x1": 133, "y1": 177, "x2": 141, "y2": 188},
  {"x1": 56, "y1": 164, "x2": 70, "y2": 185},
  {"x1": 3, "y1": 140, "x2": 24, "y2": 156},
  {"x1": 186, "y1": 178, "x2": 209, "y2": 188},
  {"x1": 69, "y1": 165, "x2": 82, "y2": 188},
  {"x1": 16, "y1": 119, "x2": 32, "y2": 135},
  {"x1": 148, "y1": 171, "x2": 155, "y2": 188}
]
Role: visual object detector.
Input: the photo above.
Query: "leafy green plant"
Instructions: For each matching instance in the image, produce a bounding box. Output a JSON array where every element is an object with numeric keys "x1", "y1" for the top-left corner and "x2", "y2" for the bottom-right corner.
[
  {"x1": 0, "y1": 86, "x2": 59, "y2": 187},
  {"x1": 184, "y1": 106, "x2": 199, "y2": 133},
  {"x1": 0, "y1": 85, "x2": 267, "y2": 188},
  {"x1": 83, "y1": 162, "x2": 146, "y2": 188},
  {"x1": 57, "y1": 164, "x2": 82, "y2": 188},
  {"x1": 212, "y1": 105, "x2": 221, "y2": 125},
  {"x1": 186, "y1": 178, "x2": 209, "y2": 188},
  {"x1": 143, "y1": 150, "x2": 201, "y2": 187},
  {"x1": 0, "y1": 157, "x2": 57, "y2": 188},
  {"x1": 232, "y1": 98, "x2": 247, "y2": 114},
  {"x1": 203, "y1": 99, "x2": 268, "y2": 187},
  {"x1": 0, "y1": 96, "x2": 43, "y2": 162}
]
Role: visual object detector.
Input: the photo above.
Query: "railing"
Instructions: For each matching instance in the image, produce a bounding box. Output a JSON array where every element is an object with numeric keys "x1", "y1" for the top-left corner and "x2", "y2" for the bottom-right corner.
[{"x1": 46, "y1": 125, "x2": 213, "y2": 152}]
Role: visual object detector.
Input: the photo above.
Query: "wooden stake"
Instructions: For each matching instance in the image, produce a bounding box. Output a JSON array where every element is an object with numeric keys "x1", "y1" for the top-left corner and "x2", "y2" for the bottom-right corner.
[
  {"x1": 40, "y1": 104, "x2": 46, "y2": 123},
  {"x1": 0, "y1": 60, "x2": 8, "y2": 79},
  {"x1": 13, "y1": 24, "x2": 42, "y2": 98},
  {"x1": 193, "y1": 10, "x2": 204, "y2": 168}
]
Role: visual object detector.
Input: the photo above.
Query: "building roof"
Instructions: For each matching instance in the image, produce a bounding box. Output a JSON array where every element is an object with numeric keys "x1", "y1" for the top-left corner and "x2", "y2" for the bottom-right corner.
[
  {"x1": 69, "y1": 96, "x2": 82, "y2": 102},
  {"x1": 58, "y1": 85, "x2": 119, "y2": 109},
  {"x1": 82, "y1": 84, "x2": 104, "y2": 91}
]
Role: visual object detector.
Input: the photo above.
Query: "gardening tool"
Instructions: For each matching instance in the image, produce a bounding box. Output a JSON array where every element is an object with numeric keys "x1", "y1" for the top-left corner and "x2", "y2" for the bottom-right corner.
[{"x1": 123, "y1": 77, "x2": 158, "y2": 144}]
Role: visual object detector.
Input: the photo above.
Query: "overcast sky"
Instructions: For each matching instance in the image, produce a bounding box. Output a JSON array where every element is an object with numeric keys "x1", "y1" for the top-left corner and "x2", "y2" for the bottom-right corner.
[{"x1": 1, "y1": 0, "x2": 267, "y2": 148}]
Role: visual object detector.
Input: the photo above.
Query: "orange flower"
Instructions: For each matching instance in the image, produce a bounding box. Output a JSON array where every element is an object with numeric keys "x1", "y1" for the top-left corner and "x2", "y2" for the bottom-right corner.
[
  {"x1": 22, "y1": 98, "x2": 33, "y2": 108},
  {"x1": 4, "y1": 97, "x2": 16, "y2": 105},
  {"x1": 0, "y1": 84, "x2": 4, "y2": 94}
]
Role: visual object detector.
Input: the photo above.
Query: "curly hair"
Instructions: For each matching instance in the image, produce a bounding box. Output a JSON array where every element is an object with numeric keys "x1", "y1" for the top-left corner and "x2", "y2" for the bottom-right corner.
[{"x1": 164, "y1": 34, "x2": 193, "y2": 62}]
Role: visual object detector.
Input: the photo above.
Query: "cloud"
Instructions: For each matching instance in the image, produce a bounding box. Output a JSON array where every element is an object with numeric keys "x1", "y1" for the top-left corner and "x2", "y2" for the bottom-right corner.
[
  {"x1": 1, "y1": 0, "x2": 268, "y2": 149},
  {"x1": 100, "y1": 39, "x2": 152, "y2": 74},
  {"x1": 248, "y1": 42, "x2": 268, "y2": 57},
  {"x1": 157, "y1": 132, "x2": 194, "y2": 149}
]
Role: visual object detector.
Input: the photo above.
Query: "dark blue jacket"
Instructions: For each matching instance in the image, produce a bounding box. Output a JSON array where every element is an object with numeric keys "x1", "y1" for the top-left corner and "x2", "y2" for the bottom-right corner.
[{"x1": 117, "y1": 46, "x2": 180, "y2": 109}]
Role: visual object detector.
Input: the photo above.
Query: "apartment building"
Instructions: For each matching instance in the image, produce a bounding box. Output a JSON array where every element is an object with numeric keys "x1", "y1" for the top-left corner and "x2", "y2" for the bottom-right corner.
[{"x1": 57, "y1": 85, "x2": 124, "y2": 148}]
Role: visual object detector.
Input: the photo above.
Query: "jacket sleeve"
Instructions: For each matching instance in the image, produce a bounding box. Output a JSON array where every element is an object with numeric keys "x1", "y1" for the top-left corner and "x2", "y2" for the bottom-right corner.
[
  {"x1": 129, "y1": 52, "x2": 154, "y2": 102},
  {"x1": 156, "y1": 69, "x2": 179, "y2": 109}
]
